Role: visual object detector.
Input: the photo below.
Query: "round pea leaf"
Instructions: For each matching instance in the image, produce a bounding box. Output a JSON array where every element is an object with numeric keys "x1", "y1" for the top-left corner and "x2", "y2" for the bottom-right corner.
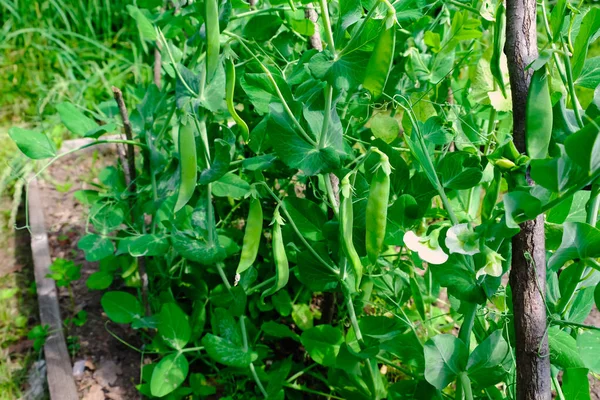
[
  {"x1": 158, "y1": 303, "x2": 191, "y2": 351},
  {"x1": 78, "y1": 234, "x2": 115, "y2": 261},
  {"x1": 300, "y1": 325, "x2": 343, "y2": 367},
  {"x1": 424, "y1": 334, "x2": 468, "y2": 390},
  {"x1": 370, "y1": 114, "x2": 400, "y2": 144},
  {"x1": 8, "y1": 127, "x2": 56, "y2": 159},
  {"x1": 150, "y1": 353, "x2": 189, "y2": 397},
  {"x1": 101, "y1": 291, "x2": 142, "y2": 324}
]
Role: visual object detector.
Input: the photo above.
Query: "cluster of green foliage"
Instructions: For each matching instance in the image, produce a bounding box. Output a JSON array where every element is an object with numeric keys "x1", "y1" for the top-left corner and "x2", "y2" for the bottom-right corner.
[
  {"x1": 0, "y1": 0, "x2": 151, "y2": 121},
  {"x1": 8, "y1": 0, "x2": 600, "y2": 398}
]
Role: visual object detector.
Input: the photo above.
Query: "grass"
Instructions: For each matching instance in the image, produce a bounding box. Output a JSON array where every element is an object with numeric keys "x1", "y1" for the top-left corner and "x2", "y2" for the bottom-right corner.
[
  {"x1": 0, "y1": 1, "x2": 154, "y2": 397},
  {"x1": 0, "y1": 272, "x2": 38, "y2": 399}
]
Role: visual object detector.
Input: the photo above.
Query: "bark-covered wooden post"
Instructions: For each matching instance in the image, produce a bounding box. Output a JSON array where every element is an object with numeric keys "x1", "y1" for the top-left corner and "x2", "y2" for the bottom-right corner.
[{"x1": 504, "y1": 1, "x2": 551, "y2": 398}]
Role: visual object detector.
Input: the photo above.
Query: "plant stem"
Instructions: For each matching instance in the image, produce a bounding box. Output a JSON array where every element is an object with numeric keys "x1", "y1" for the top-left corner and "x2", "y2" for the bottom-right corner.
[
  {"x1": 319, "y1": 84, "x2": 333, "y2": 149},
  {"x1": 157, "y1": 29, "x2": 198, "y2": 97},
  {"x1": 216, "y1": 262, "x2": 231, "y2": 291},
  {"x1": 562, "y1": 41, "x2": 584, "y2": 128},
  {"x1": 240, "y1": 316, "x2": 268, "y2": 398},
  {"x1": 318, "y1": 0, "x2": 336, "y2": 57},
  {"x1": 282, "y1": 383, "x2": 344, "y2": 399},
  {"x1": 552, "y1": 371, "x2": 566, "y2": 400},
  {"x1": 324, "y1": 173, "x2": 339, "y2": 217},
  {"x1": 458, "y1": 303, "x2": 477, "y2": 349},
  {"x1": 459, "y1": 373, "x2": 474, "y2": 400},
  {"x1": 346, "y1": 296, "x2": 363, "y2": 343}
]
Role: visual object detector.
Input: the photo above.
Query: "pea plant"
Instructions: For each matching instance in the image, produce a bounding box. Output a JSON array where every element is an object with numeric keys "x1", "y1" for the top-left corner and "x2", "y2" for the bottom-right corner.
[{"x1": 8, "y1": 0, "x2": 600, "y2": 398}]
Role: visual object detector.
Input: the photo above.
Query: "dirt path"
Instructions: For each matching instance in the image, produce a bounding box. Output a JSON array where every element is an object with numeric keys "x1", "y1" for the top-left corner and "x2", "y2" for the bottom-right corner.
[{"x1": 36, "y1": 144, "x2": 140, "y2": 400}]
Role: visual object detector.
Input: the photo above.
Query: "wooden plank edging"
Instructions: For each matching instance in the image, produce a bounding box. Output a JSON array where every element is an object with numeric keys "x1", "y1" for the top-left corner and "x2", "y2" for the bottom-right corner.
[{"x1": 28, "y1": 178, "x2": 79, "y2": 400}]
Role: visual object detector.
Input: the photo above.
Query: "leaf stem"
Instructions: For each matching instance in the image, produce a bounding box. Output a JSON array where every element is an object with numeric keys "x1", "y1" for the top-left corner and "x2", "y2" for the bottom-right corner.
[
  {"x1": 157, "y1": 28, "x2": 198, "y2": 97},
  {"x1": 319, "y1": 84, "x2": 333, "y2": 149},
  {"x1": 459, "y1": 372, "x2": 474, "y2": 400},
  {"x1": 240, "y1": 316, "x2": 268, "y2": 398},
  {"x1": 561, "y1": 41, "x2": 584, "y2": 128},
  {"x1": 318, "y1": 0, "x2": 336, "y2": 57}
]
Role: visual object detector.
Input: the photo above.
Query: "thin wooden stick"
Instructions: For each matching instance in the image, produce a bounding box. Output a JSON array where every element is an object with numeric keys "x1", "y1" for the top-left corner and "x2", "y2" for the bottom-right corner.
[
  {"x1": 111, "y1": 87, "x2": 150, "y2": 316},
  {"x1": 154, "y1": 42, "x2": 162, "y2": 89}
]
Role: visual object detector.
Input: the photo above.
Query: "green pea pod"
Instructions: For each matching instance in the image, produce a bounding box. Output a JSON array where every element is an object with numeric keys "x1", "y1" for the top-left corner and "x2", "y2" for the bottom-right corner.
[
  {"x1": 526, "y1": 67, "x2": 553, "y2": 159},
  {"x1": 174, "y1": 122, "x2": 197, "y2": 212},
  {"x1": 340, "y1": 173, "x2": 363, "y2": 292},
  {"x1": 205, "y1": 0, "x2": 220, "y2": 80},
  {"x1": 261, "y1": 208, "x2": 289, "y2": 301},
  {"x1": 490, "y1": 2, "x2": 506, "y2": 97},
  {"x1": 365, "y1": 152, "x2": 391, "y2": 265},
  {"x1": 363, "y1": 25, "x2": 395, "y2": 99},
  {"x1": 225, "y1": 58, "x2": 250, "y2": 141},
  {"x1": 236, "y1": 198, "x2": 263, "y2": 274}
]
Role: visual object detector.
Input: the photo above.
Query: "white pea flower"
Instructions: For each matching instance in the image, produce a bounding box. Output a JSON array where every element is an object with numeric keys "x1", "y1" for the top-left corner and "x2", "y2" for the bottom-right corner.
[
  {"x1": 445, "y1": 223, "x2": 480, "y2": 256},
  {"x1": 403, "y1": 230, "x2": 448, "y2": 265},
  {"x1": 476, "y1": 247, "x2": 505, "y2": 279}
]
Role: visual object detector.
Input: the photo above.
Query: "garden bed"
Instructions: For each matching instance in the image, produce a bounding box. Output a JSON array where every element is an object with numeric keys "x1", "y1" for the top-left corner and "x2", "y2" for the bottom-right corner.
[{"x1": 34, "y1": 142, "x2": 140, "y2": 400}]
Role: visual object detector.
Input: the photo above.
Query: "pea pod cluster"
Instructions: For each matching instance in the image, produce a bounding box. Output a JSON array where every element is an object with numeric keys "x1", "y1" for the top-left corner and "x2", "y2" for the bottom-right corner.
[
  {"x1": 339, "y1": 173, "x2": 363, "y2": 291},
  {"x1": 365, "y1": 150, "x2": 391, "y2": 265},
  {"x1": 261, "y1": 207, "x2": 289, "y2": 302},
  {"x1": 174, "y1": 122, "x2": 197, "y2": 212},
  {"x1": 236, "y1": 197, "x2": 263, "y2": 274}
]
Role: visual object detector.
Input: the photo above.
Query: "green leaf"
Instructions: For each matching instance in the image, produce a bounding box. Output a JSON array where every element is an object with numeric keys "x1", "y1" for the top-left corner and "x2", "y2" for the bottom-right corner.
[
  {"x1": 572, "y1": 7, "x2": 600, "y2": 79},
  {"x1": 243, "y1": 14, "x2": 282, "y2": 41},
  {"x1": 199, "y1": 139, "x2": 231, "y2": 184},
  {"x1": 171, "y1": 231, "x2": 226, "y2": 265},
  {"x1": 261, "y1": 321, "x2": 300, "y2": 341},
  {"x1": 424, "y1": 334, "x2": 468, "y2": 390},
  {"x1": 291, "y1": 303, "x2": 314, "y2": 331},
  {"x1": 438, "y1": 152, "x2": 483, "y2": 190},
  {"x1": 503, "y1": 191, "x2": 542, "y2": 229},
  {"x1": 564, "y1": 118, "x2": 600, "y2": 174},
  {"x1": 370, "y1": 114, "x2": 400, "y2": 144},
  {"x1": 201, "y1": 333, "x2": 257, "y2": 367},
  {"x1": 241, "y1": 72, "x2": 293, "y2": 115},
  {"x1": 84, "y1": 122, "x2": 117, "y2": 139},
  {"x1": 562, "y1": 367, "x2": 591, "y2": 400},
  {"x1": 296, "y1": 245, "x2": 339, "y2": 292},
  {"x1": 78, "y1": 234, "x2": 114, "y2": 261},
  {"x1": 577, "y1": 330, "x2": 600, "y2": 374},
  {"x1": 90, "y1": 202, "x2": 125, "y2": 234},
  {"x1": 309, "y1": 51, "x2": 370, "y2": 92},
  {"x1": 127, "y1": 5, "x2": 157, "y2": 40},
  {"x1": 576, "y1": 56, "x2": 600, "y2": 89},
  {"x1": 211, "y1": 173, "x2": 250, "y2": 199},
  {"x1": 8, "y1": 127, "x2": 56, "y2": 159},
  {"x1": 548, "y1": 327, "x2": 585, "y2": 369},
  {"x1": 268, "y1": 104, "x2": 342, "y2": 175},
  {"x1": 300, "y1": 325, "x2": 343, "y2": 367},
  {"x1": 466, "y1": 330, "x2": 511, "y2": 388},
  {"x1": 101, "y1": 291, "x2": 142, "y2": 324},
  {"x1": 150, "y1": 353, "x2": 189, "y2": 397},
  {"x1": 86, "y1": 271, "x2": 113, "y2": 290},
  {"x1": 125, "y1": 234, "x2": 170, "y2": 257},
  {"x1": 548, "y1": 222, "x2": 600, "y2": 271},
  {"x1": 158, "y1": 303, "x2": 191, "y2": 350},
  {"x1": 56, "y1": 102, "x2": 99, "y2": 137},
  {"x1": 431, "y1": 255, "x2": 485, "y2": 304},
  {"x1": 530, "y1": 147, "x2": 587, "y2": 193}
]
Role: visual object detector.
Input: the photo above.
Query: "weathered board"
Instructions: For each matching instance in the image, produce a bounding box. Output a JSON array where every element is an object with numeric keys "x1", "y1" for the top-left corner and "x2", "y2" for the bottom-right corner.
[{"x1": 28, "y1": 178, "x2": 79, "y2": 400}]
